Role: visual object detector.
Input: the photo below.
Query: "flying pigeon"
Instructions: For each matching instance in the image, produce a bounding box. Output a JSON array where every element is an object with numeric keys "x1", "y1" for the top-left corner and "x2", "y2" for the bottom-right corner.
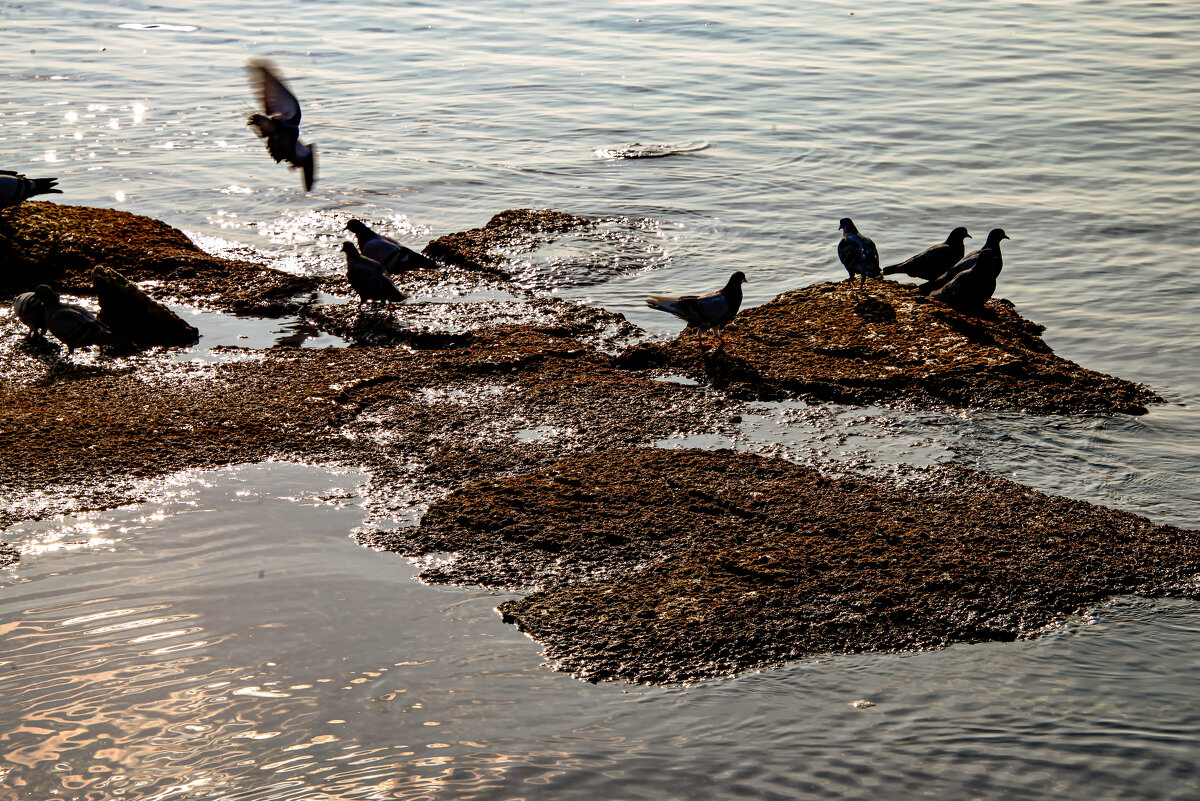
[
  {"x1": 13, "y1": 290, "x2": 47, "y2": 337},
  {"x1": 34, "y1": 285, "x2": 113, "y2": 354},
  {"x1": 646, "y1": 271, "x2": 748, "y2": 349},
  {"x1": 246, "y1": 59, "x2": 316, "y2": 191},
  {"x1": 882, "y1": 226, "x2": 971, "y2": 280},
  {"x1": 929, "y1": 246, "x2": 1002, "y2": 313},
  {"x1": 837, "y1": 218, "x2": 881, "y2": 286},
  {"x1": 345, "y1": 219, "x2": 439, "y2": 274},
  {"x1": 919, "y1": 228, "x2": 1009, "y2": 296},
  {"x1": 342, "y1": 242, "x2": 405, "y2": 305},
  {"x1": 0, "y1": 170, "x2": 61, "y2": 208}
]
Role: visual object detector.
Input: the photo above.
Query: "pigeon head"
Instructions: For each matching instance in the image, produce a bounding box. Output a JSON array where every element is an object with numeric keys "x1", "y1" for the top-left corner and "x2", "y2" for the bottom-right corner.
[
  {"x1": 984, "y1": 228, "x2": 1010, "y2": 247},
  {"x1": 346, "y1": 219, "x2": 368, "y2": 236},
  {"x1": 949, "y1": 226, "x2": 971, "y2": 242},
  {"x1": 341, "y1": 241, "x2": 360, "y2": 259},
  {"x1": 838, "y1": 218, "x2": 858, "y2": 235},
  {"x1": 731, "y1": 271, "x2": 748, "y2": 285},
  {"x1": 33, "y1": 284, "x2": 59, "y2": 307}
]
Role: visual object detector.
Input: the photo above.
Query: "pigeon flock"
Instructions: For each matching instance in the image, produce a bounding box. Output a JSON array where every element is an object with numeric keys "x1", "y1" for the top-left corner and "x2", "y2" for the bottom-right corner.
[{"x1": 3, "y1": 60, "x2": 1013, "y2": 357}]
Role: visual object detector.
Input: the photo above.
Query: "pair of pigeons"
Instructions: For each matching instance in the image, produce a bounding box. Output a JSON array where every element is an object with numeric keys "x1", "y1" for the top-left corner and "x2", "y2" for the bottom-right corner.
[
  {"x1": 839, "y1": 218, "x2": 1010, "y2": 313},
  {"x1": 341, "y1": 219, "x2": 440, "y2": 305},
  {"x1": 14, "y1": 285, "x2": 112, "y2": 355}
]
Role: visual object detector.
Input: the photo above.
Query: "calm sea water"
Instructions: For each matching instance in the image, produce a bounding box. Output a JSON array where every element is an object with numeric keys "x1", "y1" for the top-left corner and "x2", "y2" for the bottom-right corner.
[{"x1": 3, "y1": 1, "x2": 1199, "y2": 798}]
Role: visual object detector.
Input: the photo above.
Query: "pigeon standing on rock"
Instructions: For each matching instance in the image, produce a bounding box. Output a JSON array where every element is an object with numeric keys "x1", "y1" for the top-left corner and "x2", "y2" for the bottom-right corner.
[
  {"x1": 919, "y1": 228, "x2": 1009, "y2": 296},
  {"x1": 34, "y1": 285, "x2": 113, "y2": 355},
  {"x1": 13, "y1": 290, "x2": 47, "y2": 337},
  {"x1": 342, "y1": 242, "x2": 405, "y2": 305},
  {"x1": 246, "y1": 59, "x2": 316, "y2": 191},
  {"x1": 930, "y1": 246, "x2": 1003, "y2": 313},
  {"x1": 346, "y1": 219, "x2": 439, "y2": 273},
  {"x1": 883, "y1": 226, "x2": 971, "y2": 280},
  {"x1": 0, "y1": 170, "x2": 61, "y2": 208},
  {"x1": 837, "y1": 218, "x2": 881, "y2": 287},
  {"x1": 646, "y1": 271, "x2": 748, "y2": 349}
]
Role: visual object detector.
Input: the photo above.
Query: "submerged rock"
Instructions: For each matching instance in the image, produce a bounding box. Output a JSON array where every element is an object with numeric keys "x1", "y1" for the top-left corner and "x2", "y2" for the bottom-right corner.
[
  {"x1": 93, "y1": 265, "x2": 199, "y2": 347},
  {"x1": 422, "y1": 208, "x2": 592, "y2": 275},
  {"x1": 621, "y1": 279, "x2": 1161, "y2": 415},
  {"x1": 378, "y1": 448, "x2": 1200, "y2": 684}
]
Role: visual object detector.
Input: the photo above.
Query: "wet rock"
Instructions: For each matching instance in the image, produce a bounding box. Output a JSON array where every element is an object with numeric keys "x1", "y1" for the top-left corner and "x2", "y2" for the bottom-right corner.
[
  {"x1": 620, "y1": 280, "x2": 1162, "y2": 415},
  {"x1": 0, "y1": 541, "x2": 16, "y2": 568},
  {"x1": 0, "y1": 201, "x2": 315, "y2": 314},
  {"x1": 423, "y1": 208, "x2": 592, "y2": 274},
  {"x1": 93, "y1": 265, "x2": 199, "y2": 347},
  {"x1": 381, "y1": 448, "x2": 1200, "y2": 684}
]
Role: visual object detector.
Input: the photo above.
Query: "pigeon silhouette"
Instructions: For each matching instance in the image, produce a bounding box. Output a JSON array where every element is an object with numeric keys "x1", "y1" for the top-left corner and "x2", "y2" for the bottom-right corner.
[
  {"x1": 34, "y1": 285, "x2": 113, "y2": 355},
  {"x1": 646, "y1": 271, "x2": 747, "y2": 349},
  {"x1": 1, "y1": 170, "x2": 61, "y2": 208},
  {"x1": 13, "y1": 289, "x2": 47, "y2": 337},
  {"x1": 919, "y1": 228, "x2": 1009, "y2": 296},
  {"x1": 930, "y1": 246, "x2": 1002, "y2": 313},
  {"x1": 246, "y1": 59, "x2": 316, "y2": 191},
  {"x1": 342, "y1": 242, "x2": 405, "y2": 305},
  {"x1": 346, "y1": 219, "x2": 439, "y2": 273},
  {"x1": 883, "y1": 226, "x2": 971, "y2": 280},
  {"x1": 837, "y1": 218, "x2": 881, "y2": 287}
]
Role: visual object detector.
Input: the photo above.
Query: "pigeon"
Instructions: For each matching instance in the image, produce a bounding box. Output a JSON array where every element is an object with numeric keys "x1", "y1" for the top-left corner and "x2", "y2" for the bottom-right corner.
[
  {"x1": 929, "y1": 246, "x2": 1002, "y2": 313},
  {"x1": 0, "y1": 170, "x2": 61, "y2": 208},
  {"x1": 882, "y1": 226, "x2": 971, "y2": 280},
  {"x1": 12, "y1": 290, "x2": 47, "y2": 337},
  {"x1": 346, "y1": 219, "x2": 439, "y2": 274},
  {"x1": 34, "y1": 285, "x2": 113, "y2": 354},
  {"x1": 342, "y1": 242, "x2": 405, "y2": 305},
  {"x1": 919, "y1": 228, "x2": 1009, "y2": 296},
  {"x1": 837, "y1": 218, "x2": 881, "y2": 286},
  {"x1": 246, "y1": 59, "x2": 316, "y2": 191},
  {"x1": 646, "y1": 271, "x2": 748, "y2": 349}
]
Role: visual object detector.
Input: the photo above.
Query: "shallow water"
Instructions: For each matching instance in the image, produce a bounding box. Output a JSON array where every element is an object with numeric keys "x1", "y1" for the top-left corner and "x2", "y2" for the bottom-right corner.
[{"x1": 3, "y1": 0, "x2": 1200, "y2": 798}]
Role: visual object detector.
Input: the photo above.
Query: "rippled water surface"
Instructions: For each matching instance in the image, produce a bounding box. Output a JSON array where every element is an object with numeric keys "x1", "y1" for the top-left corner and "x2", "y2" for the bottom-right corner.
[{"x1": 3, "y1": 0, "x2": 1199, "y2": 798}]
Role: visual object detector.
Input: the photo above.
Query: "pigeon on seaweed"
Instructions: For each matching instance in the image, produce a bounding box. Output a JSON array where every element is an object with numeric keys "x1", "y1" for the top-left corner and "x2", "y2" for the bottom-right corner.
[
  {"x1": 883, "y1": 226, "x2": 971, "y2": 280},
  {"x1": 0, "y1": 170, "x2": 61, "y2": 208},
  {"x1": 837, "y1": 218, "x2": 881, "y2": 286},
  {"x1": 342, "y1": 242, "x2": 405, "y2": 305},
  {"x1": 919, "y1": 228, "x2": 1009, "y2": 296},
  {"x1": 646, "y1": 271, "x2": 747, "y2": 349},
  {"x1": 246, "y1": 59, "x2": 317, "y2": 191},
  {"x1": 930, "y1": 246, "x2": 1002, "y2": 313},
  {"x1": 346, "y1": 219, "x2": 439, "y2": 274},
  {"x1": 34, "y1": 285, "x2": 114, "y2": 355},
  {"x1": 13, "y1": 290, "x2": 47, "y2": 337}
]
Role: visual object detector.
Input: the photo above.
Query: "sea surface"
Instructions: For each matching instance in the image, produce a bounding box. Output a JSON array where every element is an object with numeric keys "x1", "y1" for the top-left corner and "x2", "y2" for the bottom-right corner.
[{"x1": 2, "y1": 1, "x2": 1199, "y2": 798}]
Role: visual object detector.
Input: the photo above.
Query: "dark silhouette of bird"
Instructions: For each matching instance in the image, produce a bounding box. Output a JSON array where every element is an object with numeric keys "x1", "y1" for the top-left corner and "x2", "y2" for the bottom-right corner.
[
  {"x1": 883, "y1": 226, "x2": 971, "y2": 280},
  {"x1": 837, "y1": 218, "x2": 881, "y2": 287},
  {"x1": 646, "y1": 271, "x2": 747, "y2": 349},
  {"x1": 34, "y1": 285, "x2": 113, "y2": 354},
  {"x1": 0, "y1": 170, "x2": 61, "y2": 208},
  {"x1": 930, "y1": 247, "x2": 1002, "y2": 313},
  {"x1": 246, "y1": 59, "x2": 316, "y2": 191},
  {"x1": 342, "y1": 242, "x2": 405, "y2": 305},
  {"x1": 919, "y1": 228, "x2": 1009, "y2": 296},
  {"x1": 13, "y1": 290, "x2": 47, "y2": 337},
  {"x1": 345, "y1": 219, "x2": 439, "y2": 274}
]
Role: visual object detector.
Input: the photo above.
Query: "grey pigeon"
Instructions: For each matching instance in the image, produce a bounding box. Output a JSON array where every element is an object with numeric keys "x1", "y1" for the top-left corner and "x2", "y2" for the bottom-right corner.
[
  {"x1": 883, "y1": 226, "x2": 971, "y2": 280},
  {"x1": 930, "y1": 247, "x2": 1002, "y2": 313},
  {"x1": 646, "y1": 271, "x2": 748, "y2": 349},
  {"x1": 34, "y1": 285, "x2": 113, "y2": 354},
  {"x1": 919, "y1": 228, "x2": 1009, "y2": 296},
  {"x1": 0, "y1": 170, "x2": 61, "y2": 208},
  {"x1": 13, "y1": 290, "x2": 47, "y2": 337},
  {"x1": 837, "y1": 218, "x2": 881, "y2": 287},
  {"x1": 346, "y1": 219, "x2": 439, "y2": 274},
  {"x1": 342, "y1": 242, "x2": 405, "y2": 305},
  {"x1": 246, "y1": 59, "x2": 316, "y2": 191}
]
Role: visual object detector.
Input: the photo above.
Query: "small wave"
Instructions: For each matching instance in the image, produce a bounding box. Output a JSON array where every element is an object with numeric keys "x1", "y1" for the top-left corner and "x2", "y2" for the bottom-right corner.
[
  {"x1": 116, "y1": 23, "x2": 200, "y2": 32},
  {"x1": 594, "y1": 141, "x2": 710, "y2": 160}
]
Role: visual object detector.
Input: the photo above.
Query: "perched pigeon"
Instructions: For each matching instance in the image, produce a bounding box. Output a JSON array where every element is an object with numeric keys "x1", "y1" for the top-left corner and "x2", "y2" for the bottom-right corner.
[
  {"x1": 0, "y1": 170, "x2": 61, "y2": 208},
  {"x1": 13, "y1": 290, "x2": 47, "y2": 337},
  {"x1": 882, "y1": 226, "x2": 971, "y2": 280},
  {"x1": 919, "y1": 228, "x2": 1009, "y2": 296},
  {"x1": 246, "y1": 59, "x2": 316, "y2": 191},
  {"x1": 837, "y1": 218, "x2": 881, "y2": 286},
  {"x1": 342, "y1": 242, "x2": 405, "y2": 305},
  {"x1": 34, "y1": 285, "x2": 113, "y2": 354},
  {"x1": 646, "y1": 271, "x2": 748, "y2": 349},
  {"x1": 346, "y1": 219, "x2": 439, "y2": 274},
  {"x1": 930, "y1": 246, "x2": 1002, "y2": 313}
]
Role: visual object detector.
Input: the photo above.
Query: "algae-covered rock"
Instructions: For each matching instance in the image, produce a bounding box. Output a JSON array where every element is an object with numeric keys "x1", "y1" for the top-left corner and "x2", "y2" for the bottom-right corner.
[
  {"x1": 423, "y1": 208, "x2": 592, "y2": 274},
  {"x1": 93, "y1": 265, "x2": 199, "y2": 346},
  {"x1": 621, "y1": 279, "x2": 1161, "y2": 415}
]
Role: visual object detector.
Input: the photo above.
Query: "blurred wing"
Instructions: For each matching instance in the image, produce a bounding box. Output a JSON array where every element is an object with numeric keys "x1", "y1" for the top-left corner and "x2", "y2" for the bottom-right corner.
[{"x1": 249, "y1": 60, "x2": 302, "y2": 127}]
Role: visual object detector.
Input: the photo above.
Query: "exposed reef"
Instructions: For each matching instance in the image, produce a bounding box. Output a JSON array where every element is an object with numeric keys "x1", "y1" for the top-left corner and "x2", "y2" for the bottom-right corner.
[{"x1": 622, "y1": 280, "x2": 1161, "y2": 415}]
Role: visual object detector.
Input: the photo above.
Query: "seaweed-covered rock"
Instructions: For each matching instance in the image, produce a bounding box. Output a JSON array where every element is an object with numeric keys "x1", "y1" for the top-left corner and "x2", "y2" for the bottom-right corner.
[
  {"x1": 378, "y1": 448, "x2": 1200, "y2": 683},
  {"x1": 621, "y1": 280, "x2": 1161, "y2": 415},
  {"x1": 93, "y1": 265, "x2": 199, "y2": 346},
  {"x1": 423, "y1": 208, "x2": 592, "y2": 274}
]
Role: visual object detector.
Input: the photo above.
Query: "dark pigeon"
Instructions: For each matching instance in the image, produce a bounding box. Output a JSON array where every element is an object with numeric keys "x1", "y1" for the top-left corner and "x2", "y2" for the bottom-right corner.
[
  {"x1": 13, "y1": 290, "x2": 47, "y2": 337},
  {"x1": 837, "y1": 218, "x2": 881, "y2": 287},
  {"x1": 345, "y1": 219, "x2": 439, "y2": 274},
  {"x1": 342, "y1": 242, "x2": 405, "y2": 305},
  {"x1": 919, "y1": 228, "x2": 1009, "y2": 296},
  {"x1": 930, "y1": 246, "x2": 1002, "y2": 313},
  {"x1": 646, "y1": 271, "x2": 748, "y2": 349},
  {"x1": 0, "y1": 170, "x2": 61, "y2": 208},
  {"x1": 246, "y1": 59, "x2": 316, "y2": 191},
  {"x1": 882, "y1": 226, "x2": 971, "y2": 280},
  {"x1": 34, "y1": 285, "x2": 113, "y2": 354}
]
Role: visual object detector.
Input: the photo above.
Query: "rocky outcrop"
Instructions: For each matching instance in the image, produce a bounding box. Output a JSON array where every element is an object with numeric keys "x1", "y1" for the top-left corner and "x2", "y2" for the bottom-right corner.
[
  {"x1": 422, "y1": 208, "x2": 592, "y2": 274},
  {"x1": 93, "y1": 265, "x2": 199, "y2": 346}
]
